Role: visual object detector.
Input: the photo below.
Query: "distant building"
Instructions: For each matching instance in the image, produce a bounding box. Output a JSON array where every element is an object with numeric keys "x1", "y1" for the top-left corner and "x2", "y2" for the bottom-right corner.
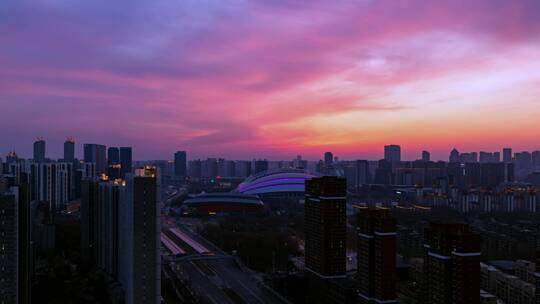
[
  {"x1": 344, "y1": 160, "x2": 370, "y2": 190},
  {"x1": 515, "y1": 151, "x2": 532, "y2": 170},
  {"x1": 29, "y1": 162, "x2": 74, "y2": 210},
  {"x1": 119, "y1": 147, "x2": 132, "y2": 178},
  {"x1": 64, "y1": 137, "x2": 75, "y2": 163},
  {"x1": 82, "y1": 162, "x2": 96, "y2": 179},
  {"x1": 118, "y1": 167, "x2": 160, "y2": 304},
  {"x1": 188, "y1": 159, "x2": 202, "y2": 178},
  {"x1": 324, "y1": 152, "x2": 334, "y2": 166},
  {"x1": 481, "y1": 262, "x2": 535, "y2": 304},
  {"x1": 174, "y1": 151, "x2": 187, "y2": 177},
  {"x1": 356, "y1": 208, "x2": 397, "y2": 304},
  {"x1": 33, "y1": 137, "x2": 46, "y2": 162},
  {"x1": 108, "y1": 147, "x2": 120, "y2": 166},
  {"x1": 384, "y1": 145, "x2": 401, "y2": 162},
  {"x1": 532, "y1": 151, "x2": 540, "y2": 167},
  {"x1": 254, "y1": 159, "x2": 268, "y2": 174},
  {"x1": 235, "y1": 160, "x2": 252, "y2": 178},
  {"x1": 450, "y1": 148, "x2": 460, "y2": 163},
  {"x1": 421, "y1": 151, "x2": 430, "y2": 162},
  {"x1": 202, "y1": 158, "x2": 218, "y2": 178},
  {"x1": 423, "y1": 222, "x2": 481, "y2": 304},
  {"x1": 217, "y1": 159, "x2": 235, "y2": 178},
  {"x1": 293, "y1": 155, "x2": 308, "y2": 169},
  {"x1": 503, "y1": 148, "x2": 513, "y2": 163},
  {"x1": 480, "y1": 152, "x2": 500, "y2": 163},
  {"x1": 84, "y1": 144, "x2": 107, "y2": 174},
  {"x1": 460, "y1": 152, "x2": 479, "y2": 163}
]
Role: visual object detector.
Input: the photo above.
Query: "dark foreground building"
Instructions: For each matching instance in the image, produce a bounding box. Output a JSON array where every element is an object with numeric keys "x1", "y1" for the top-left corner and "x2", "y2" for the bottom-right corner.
[
  {"x1": 423, "y1": 222, "x2": 481, "y2": 304},
  {"x1": 304, "y1": 176, "x2": 355, "y2": 303},
  {"x1": 0, "y1": 184, "x2": 31, "y2": 304},
  {"x1": 536, "y1": 238, "x2": 540, "y2": 304},
  {"x1": 357, "y1": 208, "x2": 397, "y2": 304}
]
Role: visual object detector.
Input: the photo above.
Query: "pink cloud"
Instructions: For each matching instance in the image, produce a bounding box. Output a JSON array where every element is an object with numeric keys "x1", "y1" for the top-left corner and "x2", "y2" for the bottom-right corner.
[{"x1": 1, "y1": 0, "x2": 540, "y2": 160}]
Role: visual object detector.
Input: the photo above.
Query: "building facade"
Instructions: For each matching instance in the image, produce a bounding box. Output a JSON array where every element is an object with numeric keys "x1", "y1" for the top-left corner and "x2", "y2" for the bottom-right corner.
[
  {"x1": 423, "y1": 222, "x2": 481, "y2": 304},
  {"x1": 356, "y1": 208, "x2": 397, "y2": 304}
]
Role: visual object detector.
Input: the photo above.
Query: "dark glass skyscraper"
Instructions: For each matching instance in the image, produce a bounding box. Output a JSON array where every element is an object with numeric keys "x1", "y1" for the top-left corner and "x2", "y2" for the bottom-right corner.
[
  {"x1": 174, "y1": 151, "x2": 187, "y2": 177},
  {"x1": 84, "y1": 144, "x2": 107, "y2": 174},
  {"x1": 108, "y1": 147, "x2": 120, "y2": 166},
  {"x1": 119, "y1": 147, "x2": 132, "y2": 177},
  {"x1": 33, "y1": 137, "x2": 46, "y2": 162},
  {"x1": 64, "y1": 138, "x2": 75, "y2": 162}
]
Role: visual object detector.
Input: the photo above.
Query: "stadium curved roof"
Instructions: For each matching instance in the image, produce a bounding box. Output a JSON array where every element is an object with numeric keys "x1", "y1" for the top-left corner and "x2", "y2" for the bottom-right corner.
[
  {"x1": 184, "y1": 192, "x2": 264, "y2": 206},
  {"x1": 236, "y1": 168, "x2": 318, "y2": 196}
]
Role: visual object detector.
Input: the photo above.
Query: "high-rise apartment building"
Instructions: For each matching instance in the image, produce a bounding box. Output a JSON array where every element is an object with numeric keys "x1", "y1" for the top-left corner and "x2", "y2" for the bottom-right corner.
[
  {"x1": 118, "y1": 167, "x2": 160, "y2": 304},
  {"x1": 174, "y1": 151, "x2": 187, "y2": 177},
  {"x1": 30, "y1": 162, "x2": 74, "y2": 211},
  {"x1": 96, "y1": 180, "x2": 121, "y2": 278},
  {"x1": 0, "y1": 185, "x2": 31, "y2": 304},
  {"x1": 254, "y1": 159, "x2": 268, "y2": 174},
  {"x1": 304, "y1": 176, "x2": 347, "y2": 277},
  {"x1": 0, "y1": 189, "x2": 19, "y2": 303},
  {"x1": 119, "y1": 147, "x2": 132, "y2": 178},
  {"x1": 235, "y1": 160, "x2": 252, "y2": 178},
  {"x1": 449, "y1": 148, "x2": 460, "y2": 163},
  {"x1": 80, "y1": 178, "x2": 99, "y2": 268},
  {"x1": 324, "y1": 152, "x2": 334, "y2": 166},
  {"x1": 108, "y1": 147, "x2": 120, "y2": 166},
  {"x1": 422, "y1": 151, "x2": 430, "y2": 162},
  {"x1": 503, "y1": 148, "x2": 513, "y2": 163},
  {"x1": 33, "y1": 137, "x2": 46, "y2": 162},
  {"x1": 188, "y1": 159, "x2": 202, "y2": 178},
  {"x1": 64, "y1": 137, "x2": 75, "y2": 163},
  {"x1": 423, "y1": 222, "x2": 481, "y2": 304},
  {"x1": 84, "y1": 144, "x2": 107, "y2": 174},
  {"x1": 384, "y1": 145, "x2": 401, "y2": 162},
  {"x1": 304, "y1": 176, "x2": 348, "y2": 304},
  {"x1": 357, "y1": 209, "x2": 397, "y2": 304},
  {"x1": 532, "y1": 151, "x2": 540, "y2": 167}
]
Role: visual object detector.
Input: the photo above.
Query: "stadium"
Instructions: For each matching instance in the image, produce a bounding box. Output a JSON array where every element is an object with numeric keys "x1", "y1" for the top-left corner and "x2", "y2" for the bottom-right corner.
[
  {"x1": 182, "y1": 192, "x2": 264, "y2": 215},
  {"x1": 236, "y1": 168, "x2": 318, "y2": 203}
]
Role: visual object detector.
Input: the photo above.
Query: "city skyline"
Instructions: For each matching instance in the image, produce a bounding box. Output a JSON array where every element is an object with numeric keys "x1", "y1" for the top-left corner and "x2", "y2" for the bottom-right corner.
[
  {"x1": 2, "y1": 136, "x2": 540, "y2": 162},
  {"x1": 2, "y1": 1, "x2": 540, "y2": 160}
]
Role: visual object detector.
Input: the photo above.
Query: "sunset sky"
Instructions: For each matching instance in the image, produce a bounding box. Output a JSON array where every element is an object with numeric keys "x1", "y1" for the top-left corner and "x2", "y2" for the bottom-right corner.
[{"x1": 1, "y1": 0, "x2": 540, "y2": 160}]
